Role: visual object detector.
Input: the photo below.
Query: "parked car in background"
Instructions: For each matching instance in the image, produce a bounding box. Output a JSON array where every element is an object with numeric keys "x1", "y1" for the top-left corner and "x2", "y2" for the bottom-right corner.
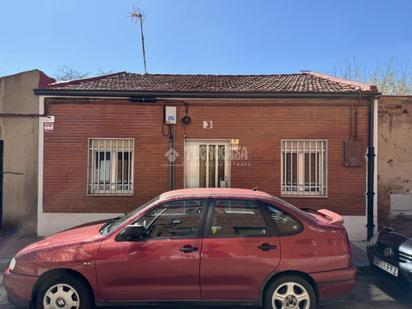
[
  {"x1": 4, "y1": 188, "x2": 355, "y2": 309},
  {"x1": 368, "y1": 220, "x2": 412, "y2": 283}
]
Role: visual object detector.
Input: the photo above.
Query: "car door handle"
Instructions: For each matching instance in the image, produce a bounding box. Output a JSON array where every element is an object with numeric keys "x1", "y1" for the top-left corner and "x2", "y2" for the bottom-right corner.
[
  {"x1": 179, "y1": 245, "x2": 199, "y2": 253},
  {"x1": 258, "y1": 243, "x2": 277, "y2": 251}
]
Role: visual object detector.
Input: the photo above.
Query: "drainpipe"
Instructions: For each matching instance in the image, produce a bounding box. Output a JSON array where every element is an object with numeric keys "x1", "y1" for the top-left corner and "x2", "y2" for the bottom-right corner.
[
  {"x1": 168, "y1": 124, "x2": 176, "y2": 191},
  {"x1": 167, "y1": 122, "x2": 176, "y2": 191},
  {"x1": 366, "y1": 97, "x2": 377, "y2": 240},
  {"x1": 172, "y1": 124, "x2": 176, "y2": 189},
  {"x1": 168, "y1": 129, "x2": 172, "y2": 191}
]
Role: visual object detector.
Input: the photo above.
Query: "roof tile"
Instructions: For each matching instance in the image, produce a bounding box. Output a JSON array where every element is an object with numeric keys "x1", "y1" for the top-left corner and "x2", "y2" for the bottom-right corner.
[{"x1": 44, "y1": 72, "x2": 377, "y2": 94}]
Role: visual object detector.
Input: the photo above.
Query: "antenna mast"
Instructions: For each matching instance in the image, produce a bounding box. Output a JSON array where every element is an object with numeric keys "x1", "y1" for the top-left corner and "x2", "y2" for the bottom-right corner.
[{"x1": 129, "y1": 6, "x2": 148, "y2": 74}]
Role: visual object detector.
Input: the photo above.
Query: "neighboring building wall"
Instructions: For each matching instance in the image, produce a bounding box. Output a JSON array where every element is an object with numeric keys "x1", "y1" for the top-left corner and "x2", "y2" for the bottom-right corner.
[
  {"x1": 39, "y1": 97, "x2": 370, "y2": 240},
  {"x1": 378, "y1": 96, "x2": 412, "y2": 224},
  {"x1": 0, "y1": 70, "x2": 52, "y2": 235}
]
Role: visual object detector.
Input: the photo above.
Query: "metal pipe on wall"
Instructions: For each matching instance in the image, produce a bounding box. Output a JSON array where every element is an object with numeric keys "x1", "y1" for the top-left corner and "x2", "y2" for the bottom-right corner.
[
  {"x1": 366, "y1": 97, "x2": 377, "y2": 240},
  {"x1": 167, "y1": 123, "x2": 176, "y2": 191},
  {"x1": 168, "y1": 126, "x2": 173, "y2": 191},
  {"x1": 172, "y1": 124, "x2": 176, "y2": 189}
]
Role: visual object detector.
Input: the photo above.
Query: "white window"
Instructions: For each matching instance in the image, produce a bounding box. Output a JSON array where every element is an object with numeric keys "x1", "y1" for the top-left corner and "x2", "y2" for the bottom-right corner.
[
  {"x1": 281, "y1": 140, "x2": 327, "y2": 197},
  {"x1": 88, "y1": 138, "x2": 134, "y2": 195}
]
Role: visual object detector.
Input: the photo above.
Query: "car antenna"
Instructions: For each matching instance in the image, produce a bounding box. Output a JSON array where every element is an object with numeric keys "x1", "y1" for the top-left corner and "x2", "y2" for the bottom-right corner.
[{"x1": 252, "y1": 175, "x2": 277, "y2": 191}]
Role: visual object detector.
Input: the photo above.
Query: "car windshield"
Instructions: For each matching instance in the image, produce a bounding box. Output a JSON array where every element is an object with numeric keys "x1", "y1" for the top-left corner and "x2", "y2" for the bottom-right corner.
[
  {"x1": 385, "y1": 216, "x2": 412, "y2": 238},
  {"x1": 99, "y1": 195, "x2": 160, "y2": 235}
]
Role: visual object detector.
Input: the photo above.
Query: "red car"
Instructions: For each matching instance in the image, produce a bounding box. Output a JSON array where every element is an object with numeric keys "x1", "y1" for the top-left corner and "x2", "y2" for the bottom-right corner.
[{"x1": 4, "y1": 188, "x2": 356, "y2": 309}]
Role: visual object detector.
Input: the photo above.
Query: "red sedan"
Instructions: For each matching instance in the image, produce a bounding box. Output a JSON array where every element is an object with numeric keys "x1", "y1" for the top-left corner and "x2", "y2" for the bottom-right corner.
[{"x1": 4, "y1": 188, "x2": 356, "y2": 309}]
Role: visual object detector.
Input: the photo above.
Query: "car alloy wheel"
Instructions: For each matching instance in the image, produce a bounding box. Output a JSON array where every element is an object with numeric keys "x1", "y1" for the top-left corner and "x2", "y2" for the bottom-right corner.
[
  {"x1": 43, "y1": 283, "x2": 80, "y2": 309},
  {"x1": 271, "y1": 281, "x2": 310, "y2": 309}
]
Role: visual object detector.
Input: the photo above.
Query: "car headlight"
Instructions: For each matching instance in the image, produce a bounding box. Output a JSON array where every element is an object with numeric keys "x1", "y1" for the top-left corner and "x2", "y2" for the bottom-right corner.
[
  {"x1": 9, "y1": 257, "x2": 16, "y2": 271},
  {"x1": 369, "y1": 230, "x2": 381, "y2": 246}
]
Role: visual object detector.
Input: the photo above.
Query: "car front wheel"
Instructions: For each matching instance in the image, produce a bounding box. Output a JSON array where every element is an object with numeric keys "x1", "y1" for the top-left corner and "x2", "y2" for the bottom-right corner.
[
  {"x1": 34, "y1": 273, "x2": 93, "y2": 309},
  {"x1": 264, "y1": 275, "x2": 316, "y2": 309}
]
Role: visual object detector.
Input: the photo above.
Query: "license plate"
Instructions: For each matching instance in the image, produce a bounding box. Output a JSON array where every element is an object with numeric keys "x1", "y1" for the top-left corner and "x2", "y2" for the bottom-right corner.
[{"x1": 373, "y1": 257, "x2": 399, "y2": 277}]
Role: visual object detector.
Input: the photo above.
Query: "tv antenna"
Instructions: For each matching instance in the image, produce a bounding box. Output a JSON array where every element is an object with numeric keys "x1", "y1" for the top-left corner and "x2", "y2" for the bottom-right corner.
[{"x1": 129, "y1": 6, "x2": 148, "y2": 74}]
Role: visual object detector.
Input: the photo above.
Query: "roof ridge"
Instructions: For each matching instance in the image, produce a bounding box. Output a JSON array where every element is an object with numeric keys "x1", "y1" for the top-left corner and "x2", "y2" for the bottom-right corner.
[
  {"x1": 136, "y1": 73, "x2": 301, "y2": 77},
  {"x1": 302, "y1": 71, "x2": 377, "y2": 92},
  {"x1": 48, "y1": 71, "x2": 127, "y2": 88}
]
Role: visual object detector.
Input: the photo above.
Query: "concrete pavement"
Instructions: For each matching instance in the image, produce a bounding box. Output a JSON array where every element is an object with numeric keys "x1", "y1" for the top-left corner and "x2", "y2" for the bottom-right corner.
[{"x1": 350, "y1": 241, "x2": 370, "y2": 269}]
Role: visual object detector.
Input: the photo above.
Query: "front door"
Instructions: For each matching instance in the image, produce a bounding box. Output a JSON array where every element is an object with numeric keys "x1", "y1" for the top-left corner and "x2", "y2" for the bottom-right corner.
[
  {"x1": 96, "y1": 199, "x2": 206, "y2": 300},
  {"x1": 200, "y1": 198, "x2": 281, "y2": 301},
  {"x1": 185, "y1": 140, "x2": 230, "y2": 188}
]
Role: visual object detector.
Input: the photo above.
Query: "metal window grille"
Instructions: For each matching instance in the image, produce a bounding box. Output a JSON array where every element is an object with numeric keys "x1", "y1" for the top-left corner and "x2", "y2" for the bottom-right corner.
[
  {"x1": 88, "y1": 138, "x2": 134, "y2": 195},
  {"x1": 281, "y1": 140, "x2": 327, "y2": 197}
]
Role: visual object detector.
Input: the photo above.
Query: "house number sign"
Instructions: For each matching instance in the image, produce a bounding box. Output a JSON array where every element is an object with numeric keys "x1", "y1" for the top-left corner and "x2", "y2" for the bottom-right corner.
[{"x1": 203, "y1": 121, "x2": 213, "y2": 129}]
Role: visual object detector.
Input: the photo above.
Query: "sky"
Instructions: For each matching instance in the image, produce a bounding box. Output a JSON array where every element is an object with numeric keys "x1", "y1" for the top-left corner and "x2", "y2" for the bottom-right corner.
[{"x1": 1, "y1": 0, "x2": 411, "y2": 78}]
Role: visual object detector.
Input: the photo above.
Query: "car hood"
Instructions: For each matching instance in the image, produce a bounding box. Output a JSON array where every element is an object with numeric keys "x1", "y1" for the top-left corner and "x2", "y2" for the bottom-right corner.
[
  {"x1": 12, "y1": 223, "x2": 107, "y2": 275},
  {"x1": 18, "y1": 223, "x2": 105, "y2": 255},
  {"x1": 399, "y1": 238, "x2": 412, "y2": 254}
]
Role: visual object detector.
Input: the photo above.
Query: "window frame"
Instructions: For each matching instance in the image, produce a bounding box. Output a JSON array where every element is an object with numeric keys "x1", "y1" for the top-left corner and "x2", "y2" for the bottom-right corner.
[
  {"x1": 127, "y1": 198, "x2": 210, "y2": 240},
  {"x1": 280, "y1": 139, "x2": 328, "y2": 198},
  {"x1": 87, "y1": 138, "x2": 135, "y2": 196},
  {"x1": 204, "y1": 198, "x2": 277, "y2": 239}
]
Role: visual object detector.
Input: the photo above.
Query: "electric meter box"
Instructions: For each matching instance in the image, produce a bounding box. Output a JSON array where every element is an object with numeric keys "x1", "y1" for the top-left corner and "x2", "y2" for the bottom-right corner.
[{"x1": 165, "y1": 106, "x2": 177, "y2": 124}]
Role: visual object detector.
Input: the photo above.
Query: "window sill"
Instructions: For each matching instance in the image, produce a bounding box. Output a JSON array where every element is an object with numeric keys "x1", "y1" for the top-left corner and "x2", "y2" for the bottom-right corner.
[
  {"x1": 87, "y1": 192, "x2": 134, "y2": 197},
  {"x1": 281, "y1": 193, "x2": 328, "y2": 199}
]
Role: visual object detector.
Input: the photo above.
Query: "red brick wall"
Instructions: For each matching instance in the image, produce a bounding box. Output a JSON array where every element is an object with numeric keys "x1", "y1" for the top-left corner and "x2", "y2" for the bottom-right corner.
[{"x1": 43, "y1": 98, "x2": 369, "y2": 215}]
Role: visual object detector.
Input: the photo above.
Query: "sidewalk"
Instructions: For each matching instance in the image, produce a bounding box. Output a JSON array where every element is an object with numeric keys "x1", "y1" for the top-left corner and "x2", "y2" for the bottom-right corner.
[{"x1": 351, "y1": 241, "x2": 370, "y2": 271}]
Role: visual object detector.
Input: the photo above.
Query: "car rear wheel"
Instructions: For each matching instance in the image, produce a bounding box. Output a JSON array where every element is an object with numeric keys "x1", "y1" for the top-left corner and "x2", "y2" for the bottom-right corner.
[
  {"x1": 264, "y1": 275, "x2": 316, "y2": 309},
  {"x1": 34, "y1": 273, "x2": 93, "y2": 309}
]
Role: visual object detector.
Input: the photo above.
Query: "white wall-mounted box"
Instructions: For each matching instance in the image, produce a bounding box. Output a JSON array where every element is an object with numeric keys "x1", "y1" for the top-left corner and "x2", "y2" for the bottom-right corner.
[{"x1": 165, "y1": 106, "x2": 177, "y2": 124}]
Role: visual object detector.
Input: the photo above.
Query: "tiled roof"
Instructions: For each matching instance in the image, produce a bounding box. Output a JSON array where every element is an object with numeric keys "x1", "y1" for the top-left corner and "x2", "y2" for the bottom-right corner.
[{"x1": 43, "y1": 71, "x2": 378, "y2": 94}]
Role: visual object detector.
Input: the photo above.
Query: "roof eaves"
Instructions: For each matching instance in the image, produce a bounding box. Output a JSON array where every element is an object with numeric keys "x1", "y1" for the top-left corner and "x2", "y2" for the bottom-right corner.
[
  {"x1": 302, "y1": 71, "x2": 379, "y2": 92},
  {"x1": 47, "y1": 71, "x2": 127, "y2": 88},
  {"x1": 33, "y1": 88, "x2": 379, "y2": 99}
]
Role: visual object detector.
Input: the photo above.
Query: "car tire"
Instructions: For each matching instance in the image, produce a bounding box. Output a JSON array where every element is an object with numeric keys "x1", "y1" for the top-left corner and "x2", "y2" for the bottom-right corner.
[
  {"x1": 34, "y1": 273, "x2": 93, "y2": 309},
  {"x1": 264, "y1": 275, "x2": 317, "y2": 309}
]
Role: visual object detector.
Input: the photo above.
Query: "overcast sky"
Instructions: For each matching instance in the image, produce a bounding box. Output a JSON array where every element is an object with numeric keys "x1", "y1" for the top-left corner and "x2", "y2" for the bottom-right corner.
[{"x1": 1, "y1": 0, "x2": 411, "y2": 78}]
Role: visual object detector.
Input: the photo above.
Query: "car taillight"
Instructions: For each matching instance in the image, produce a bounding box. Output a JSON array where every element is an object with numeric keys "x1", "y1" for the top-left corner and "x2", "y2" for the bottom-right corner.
[{"x1": 340, "y1": 228, "x2": 351, "y2": 254}]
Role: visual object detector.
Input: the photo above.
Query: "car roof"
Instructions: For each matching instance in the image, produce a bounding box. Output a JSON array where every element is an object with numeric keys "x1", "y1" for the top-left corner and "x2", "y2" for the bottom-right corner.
[{"x1": 159, "y1": 188, "x2": 272, "y2": 200}]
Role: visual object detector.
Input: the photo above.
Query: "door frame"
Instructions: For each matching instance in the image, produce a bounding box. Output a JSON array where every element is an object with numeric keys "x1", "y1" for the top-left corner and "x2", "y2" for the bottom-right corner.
[
  {"x1": 183, "y1": 139, "x2": 231, "y2": 188},
  {"x1": 204, "y1": 197, "x2": 278, "y2": 239}
]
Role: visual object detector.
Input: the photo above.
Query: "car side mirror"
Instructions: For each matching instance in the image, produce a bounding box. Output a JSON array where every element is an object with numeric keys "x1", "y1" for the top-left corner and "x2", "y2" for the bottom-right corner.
[{"x1": 116, "y1": 225, "x2": 146, "y2": 242}]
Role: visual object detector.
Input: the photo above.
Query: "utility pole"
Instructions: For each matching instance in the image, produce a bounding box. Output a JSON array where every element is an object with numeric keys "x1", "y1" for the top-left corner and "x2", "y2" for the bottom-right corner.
[{"x1": 129, "y1": 7, "x2": 148, "y2": 74}]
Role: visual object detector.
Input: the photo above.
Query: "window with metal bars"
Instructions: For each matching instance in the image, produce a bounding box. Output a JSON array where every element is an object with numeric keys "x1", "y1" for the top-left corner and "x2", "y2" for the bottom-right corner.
[
  {"x1": 281, "y1": 140, "x2": 327, "y2": 197},
  {"x1": 88, "y1": 138, "x2": 134, "y2": 195}
]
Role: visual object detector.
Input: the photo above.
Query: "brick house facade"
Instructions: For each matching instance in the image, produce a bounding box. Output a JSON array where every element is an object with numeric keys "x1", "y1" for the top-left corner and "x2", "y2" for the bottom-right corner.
[
  {"x1": 378, "y1": 96, "x2": 412, "y2": 222},
  {"x1": 35, "y1": 72, "x2": 379, "y2": 240}
]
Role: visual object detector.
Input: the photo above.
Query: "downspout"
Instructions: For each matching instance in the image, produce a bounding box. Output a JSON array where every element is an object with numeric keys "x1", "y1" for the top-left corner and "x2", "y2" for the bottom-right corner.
[
  {"x1": 168, "y1": 129, "x2": 172, "y2": 190},
  {"x1": 172, "y1": 124, "x2": 176, "y2": 189},
  {"x1": 167, "y1": 124, "x2": 176, "y2": 191},
  {"x1": 366, "y1": 97, "x2": 377, "y2": 240}
]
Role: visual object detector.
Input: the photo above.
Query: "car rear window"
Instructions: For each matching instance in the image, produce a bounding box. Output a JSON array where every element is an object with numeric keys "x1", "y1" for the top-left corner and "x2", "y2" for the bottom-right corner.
[
  {"x1": 269, "y1": 195, "x2": 317, "y2": 222},
  {"x1": 264, "y1": 204, "x2": 303, "y2": 235}
]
